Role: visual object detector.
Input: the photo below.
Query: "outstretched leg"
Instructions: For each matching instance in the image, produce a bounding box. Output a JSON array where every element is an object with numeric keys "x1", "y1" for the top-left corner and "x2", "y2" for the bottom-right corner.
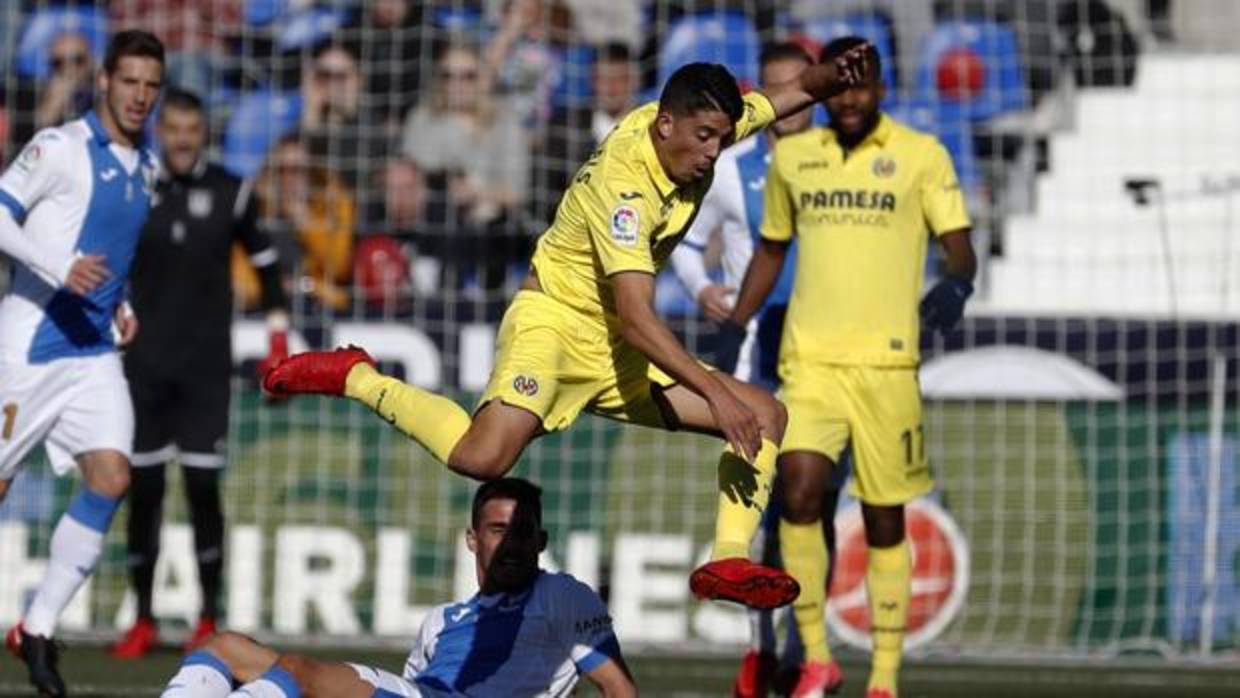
[
  {"x1": 161, "y1": 632, "x2": 377, "y2": 698},
  {"x1": 655, "y1": 374, "x2": 799, "y2": 610},
  {"x1": 265, "y1": 347, "x2": 541, "y2": 480}
]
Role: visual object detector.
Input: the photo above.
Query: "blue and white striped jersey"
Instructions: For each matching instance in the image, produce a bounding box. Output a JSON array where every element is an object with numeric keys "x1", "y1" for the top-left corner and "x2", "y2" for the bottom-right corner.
[
  {"x1": 404, "y1": 571, "x2": 620, "y2": 697},
  {"x1": 0, "y1": 111, "x2": 157, "y2": 364}
]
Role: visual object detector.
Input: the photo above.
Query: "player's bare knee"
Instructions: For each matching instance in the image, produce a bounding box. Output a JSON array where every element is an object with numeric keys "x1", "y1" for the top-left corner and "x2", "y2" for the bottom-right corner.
[
  {"x1": 200, "y1": 631, "x2": 252, "y2": 676},
  {"x1": 862, "y1": 503, "x2": 905, "y2": 548},
  {"x1": 755, "y1": 394, "x2": 787, "y2": 442},
  {"x1": 0, "y1": 479, "x2": 10, "y2": 503},
  {"x1": 782, "y1": 485, "x2": 821, "y2": 524},
  {"x1": 87, "y1": 466, "x2": 130, "y2": 498}
]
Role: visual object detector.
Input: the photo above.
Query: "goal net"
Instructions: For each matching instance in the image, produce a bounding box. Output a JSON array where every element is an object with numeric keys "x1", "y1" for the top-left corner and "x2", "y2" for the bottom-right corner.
[{"x1": 0, "y1": 0, "x2": 1237, "y2": 662}]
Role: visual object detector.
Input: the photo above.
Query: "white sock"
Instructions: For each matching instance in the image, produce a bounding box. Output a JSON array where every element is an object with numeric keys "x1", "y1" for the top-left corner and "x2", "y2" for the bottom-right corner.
[
  {"x1": 227, "y1": 667, "x2": 300, "y2": 698},
  {"x1": 24, "y1": 489, "x2": 119, "y2": 637},
  {"x1": 162, "y1": 651, "x2": 234, "y2": 698}
]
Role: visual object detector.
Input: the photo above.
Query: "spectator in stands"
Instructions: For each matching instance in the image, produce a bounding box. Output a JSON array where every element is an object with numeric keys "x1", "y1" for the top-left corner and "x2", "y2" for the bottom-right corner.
[
  {"x1": 300, "y1": 41, "x2": 389, "y2": 199},
  {"x1": 10, "y1": 31, "x2": 95, "y2": 147},
  {"x1": 108, "y1": 0, "x2": 242, "y2": 98},
  {"x1": 373, "y1": 158, "x2": 427, "y2": 236},
  {"x1": 241, "y1": 134, "x2": 355, "y2": 311},
  {"x1": 401, "y1": 42, "x2": 528, "y2": 227},
  {"x1": 346, "y1": 0, "x2": 432, "y2": 126},
  {"x1": 484, "y1": 0, "x2": 579, "y2": 130},
  {"x1": 532, "y1": 41, "x2": 638, "y2": 223}
]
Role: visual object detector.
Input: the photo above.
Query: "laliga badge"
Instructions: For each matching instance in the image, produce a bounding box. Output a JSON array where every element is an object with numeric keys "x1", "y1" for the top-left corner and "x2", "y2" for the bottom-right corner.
[{"x1": 610, "y1": 204, "x2": 639, "y2": 246}]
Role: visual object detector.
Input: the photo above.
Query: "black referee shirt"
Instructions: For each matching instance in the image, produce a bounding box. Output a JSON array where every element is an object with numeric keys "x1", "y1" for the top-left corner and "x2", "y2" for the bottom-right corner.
[{"x1": 127, "y1": 159, "x2": 285, "y2": 374}]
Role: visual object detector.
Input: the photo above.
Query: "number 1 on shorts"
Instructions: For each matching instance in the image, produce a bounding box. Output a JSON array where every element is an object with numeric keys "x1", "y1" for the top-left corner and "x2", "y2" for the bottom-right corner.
[{"x1": 2, "y1": 402, "x2": 16, "y2": 440}]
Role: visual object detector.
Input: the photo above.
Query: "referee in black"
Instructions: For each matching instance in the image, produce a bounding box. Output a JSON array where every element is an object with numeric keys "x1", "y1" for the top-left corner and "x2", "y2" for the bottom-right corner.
[{"x1": 111, "y1": 88, "x2": 289, "y2": 658}]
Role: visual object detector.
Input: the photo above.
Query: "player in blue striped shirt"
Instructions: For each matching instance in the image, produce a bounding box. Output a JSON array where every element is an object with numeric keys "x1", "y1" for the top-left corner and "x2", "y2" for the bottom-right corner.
[
  {"x1": 1, "y1": 30, "x2": 164, "y2": 698},
  {"x1": 160, "y1": 478, "x2": 637, "y2": 698}
]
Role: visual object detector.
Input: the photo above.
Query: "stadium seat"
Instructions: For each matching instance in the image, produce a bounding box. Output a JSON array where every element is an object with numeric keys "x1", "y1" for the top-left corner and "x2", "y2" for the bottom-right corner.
[
  {"x1": 221, "y1": 90, "x2": 302, "y2": 178},
  {"x1": 658, "y1": 11, "x2": 760, "y2": 90},
  {"x1": 432, "y1": 6, "x2": 485, "y2": 33},
  {"x1": 244, "y1": 0, "x2": 285, "y2": 26},
  {"x1": 15, "y1": 6, "x2": 110, "y2": 80},
  {"x1": 915, "y1": 21, "x2": 1028, "y2": 121},
  {"x1": 275, "y1": 7, "x2": 351, "y2": 53},
  {"x1": 799, "y1": 12, "x2": 898, "y2": 90},
  {"x1": 552, "y1": 44, "x2": 596, "y2": 108},
  {"x1": 886, "y1": 98, "x2": 979, "y2": 192}
]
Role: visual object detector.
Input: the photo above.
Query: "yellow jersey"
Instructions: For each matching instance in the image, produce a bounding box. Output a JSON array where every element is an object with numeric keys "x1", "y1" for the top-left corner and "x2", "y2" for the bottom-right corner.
[
  {"x1": 529, "y1": 92, "x2": 776, "y2": 326},
  {"x1": 762, "y1": 114, "x2": 970, "y2": 367}
]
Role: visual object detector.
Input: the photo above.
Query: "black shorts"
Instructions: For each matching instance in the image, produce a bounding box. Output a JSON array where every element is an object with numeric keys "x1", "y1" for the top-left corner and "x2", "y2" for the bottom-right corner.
[{"x1": 126, "y1": 359, "x2": 230, "y2": 469}]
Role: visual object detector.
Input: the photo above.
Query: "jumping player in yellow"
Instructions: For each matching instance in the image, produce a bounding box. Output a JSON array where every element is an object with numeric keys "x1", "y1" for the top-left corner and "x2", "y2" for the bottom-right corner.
[
  {"x1": 263, "y1": 48, "x2": 872, "y2": 610},
  {"x1": 716, "y1": 38, "x2": 977, "y2": 697}
]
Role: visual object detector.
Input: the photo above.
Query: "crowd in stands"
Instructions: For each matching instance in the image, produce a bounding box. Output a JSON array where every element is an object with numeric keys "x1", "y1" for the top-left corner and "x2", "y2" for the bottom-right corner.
[{"x1": 0, "y1": 0, "x2": 1177, "y2": 315}]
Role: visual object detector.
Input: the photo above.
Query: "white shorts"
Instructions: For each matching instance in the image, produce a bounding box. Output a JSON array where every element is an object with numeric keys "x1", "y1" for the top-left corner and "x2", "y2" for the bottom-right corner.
[
  {"x1": 348, "y1": 664, "x2": 424, "y2": 697},
  {"x1": 0, "y1": 352, "x2": 134, "y2": 480}
]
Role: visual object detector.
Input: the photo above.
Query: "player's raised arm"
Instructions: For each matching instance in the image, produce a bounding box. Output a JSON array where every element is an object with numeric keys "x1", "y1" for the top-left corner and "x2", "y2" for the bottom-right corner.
[{"x1": 759, "y1": 41, "x2": 873, "y2": 122}]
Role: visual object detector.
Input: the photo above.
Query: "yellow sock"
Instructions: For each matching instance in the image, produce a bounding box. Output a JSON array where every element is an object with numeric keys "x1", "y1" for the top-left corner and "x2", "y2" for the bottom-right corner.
[
  {"x1": 867, "y1": 540, "x2": 910, "y2": 692},
  {"x1": 711, "y1": 439, "x2": 777, "y2": 561},
  {"x1": 344, "y1": 363, "x2": 471, "y2": 463},
  {"x1": 780, "y1": 518, "x2": 832, "y2": 663}
]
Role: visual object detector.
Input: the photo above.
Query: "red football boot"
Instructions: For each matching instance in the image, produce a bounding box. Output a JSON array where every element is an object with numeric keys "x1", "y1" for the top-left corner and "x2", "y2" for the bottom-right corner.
[
  {"x1": 263, "y1": 346, "x2": 376, "y2": 397},
  {"x1": 689, "y1": 558, "x2": 800, "y2": 610},
  {"x1": 183, "y1": 617, "x2": 217, "y2": 653},
  {"x1": 733, "y1": 650, "x2": 778, "y2": 698},
  {"x1": 110, "y1": 617, "x2": 158, "y2": 659},
  {"x1": 790, "y1": 660, "x2": 845, "y2": 697}
]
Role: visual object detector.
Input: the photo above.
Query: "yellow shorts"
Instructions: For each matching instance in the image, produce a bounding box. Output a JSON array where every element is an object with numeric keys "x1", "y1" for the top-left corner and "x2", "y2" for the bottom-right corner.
[
  {"x1": 478, "y1": 290, "x2": 676, "y2": 432},
  {"x1": 779, "y1": 363, "x2": 931, "y2": 506}
]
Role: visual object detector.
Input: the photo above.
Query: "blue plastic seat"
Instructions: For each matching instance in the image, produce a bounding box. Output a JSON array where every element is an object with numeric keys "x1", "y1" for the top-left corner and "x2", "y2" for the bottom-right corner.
[
  {"x1": 432, "y1": 6, "x2": 484, "y2": 33},
  {"x1": 915, "y1": 21, "x2": 1027, "y2": 121},
  {"x1": 275, "y1": 7, "x2": 350, "y2": 52},
  {"x1": 800, "y1": 12, "x2": 897, "y2": 90},
  {"x1": 15, "y1": 6, "x2": 110, "y2": 80},
  {"x1": 221, "y1": 90, "x2": 303, "y2": 178},
  {"x1": 245, "y1": 0, "x2": 285, "y2": 26},
  {"x1": 551, "y1": 44, "x2": 596, "y2": 108},
  {"x1": 658, "y1": 12, "x2": 760, "y2": 90}
]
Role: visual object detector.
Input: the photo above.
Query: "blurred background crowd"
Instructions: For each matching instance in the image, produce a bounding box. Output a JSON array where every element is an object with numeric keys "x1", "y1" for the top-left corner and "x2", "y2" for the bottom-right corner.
[{"x1": 0, "y1": 0, "x2": 1227, "y2": 321}]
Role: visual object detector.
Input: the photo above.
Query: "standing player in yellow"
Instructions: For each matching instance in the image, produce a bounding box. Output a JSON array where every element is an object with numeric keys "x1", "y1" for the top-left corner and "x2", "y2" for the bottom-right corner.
[
  {"x1": 264, "y1": 49, "x2": 872, "y2": 610},
  {"x1": 717, "y1": 37, "x2": 977, "y2": 698}
]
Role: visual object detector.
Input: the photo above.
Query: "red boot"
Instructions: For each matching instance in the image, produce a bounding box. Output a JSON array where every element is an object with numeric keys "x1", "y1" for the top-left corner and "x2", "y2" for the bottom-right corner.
[
  {"x1": 111, "y1": 617, "x2": 159, "y2": 659},
  {"x1": 263, "y1": 346, "x2": 376, "y2": 397},
  {"x1": 183, "y1": 617, "x2": 217, "y2": 653},
  {"x1": 690, "y1": 558, "x2": 800, "y2": 610}
]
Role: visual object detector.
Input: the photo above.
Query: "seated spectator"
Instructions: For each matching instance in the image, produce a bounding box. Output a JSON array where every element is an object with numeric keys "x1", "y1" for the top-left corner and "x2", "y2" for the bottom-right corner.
[
  {"x1": 236, "y1": 134, "x2": 355, "y2": 311},
  {"x1": 108, "y1": 0, "x2": 242, "y2": 98},
  {"x1": 532, "y1": 41, "x2": 638, "y2": 223},
  {"x1": 485, "y1": 0, "x2": 579, "y2": 130},
  {"x1": 401, "y1": 42, "x2": 528, "y2": 227},
  {"x1": 10, "y1": 31, "x2": 95, "y2": 147},
  {"x1": 301, "y1": 40, "x2": 390, "y2": 201},
  {"x1": 371, "y1": 157, "x2": 427, "y2": 236}
]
